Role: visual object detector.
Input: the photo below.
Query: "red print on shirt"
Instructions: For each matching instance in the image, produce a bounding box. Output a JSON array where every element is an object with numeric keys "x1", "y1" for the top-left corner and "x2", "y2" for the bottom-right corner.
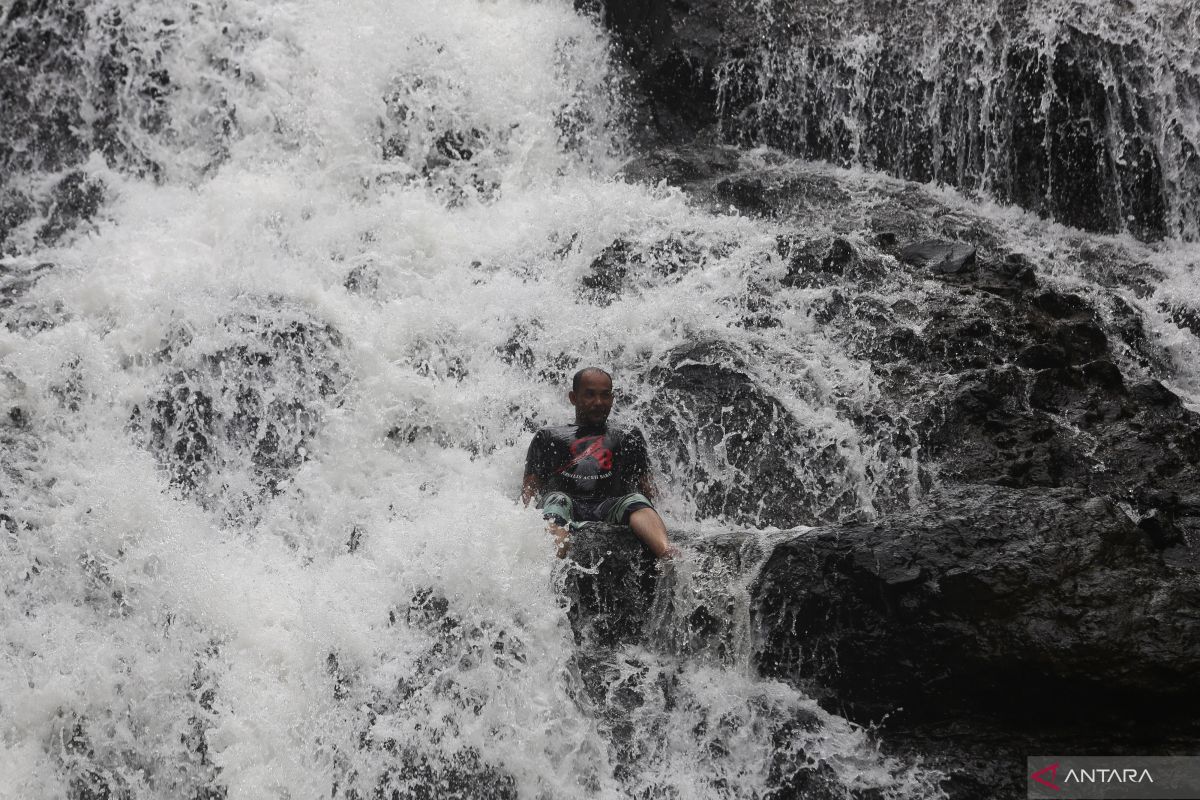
[{"x1": 557, "y1": 435, "x2": 613, "y2": 473}]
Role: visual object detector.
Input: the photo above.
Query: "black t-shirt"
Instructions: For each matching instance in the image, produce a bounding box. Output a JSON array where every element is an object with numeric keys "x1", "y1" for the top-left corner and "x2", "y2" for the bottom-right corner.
[{"x1": 524, "y1": 422, "x2": 650, "y2": 500}]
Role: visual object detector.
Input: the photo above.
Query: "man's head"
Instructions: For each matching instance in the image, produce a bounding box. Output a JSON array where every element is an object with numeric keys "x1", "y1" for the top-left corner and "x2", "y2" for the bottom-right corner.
[{"x1": 569, "y1": 367, "x2": 613, "y2": 426}]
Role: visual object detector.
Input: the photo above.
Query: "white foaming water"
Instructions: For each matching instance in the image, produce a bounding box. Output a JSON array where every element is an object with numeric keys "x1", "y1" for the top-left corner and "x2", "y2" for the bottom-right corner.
[{"x1": 0, "y1": 0, "x2": 946, "y2": 798}]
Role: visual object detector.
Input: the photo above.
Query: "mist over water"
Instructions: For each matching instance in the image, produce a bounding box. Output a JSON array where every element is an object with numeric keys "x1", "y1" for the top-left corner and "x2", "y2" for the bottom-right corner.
[{"x1": 3, "y1": 0, "x2": 1199, "y2": 797}]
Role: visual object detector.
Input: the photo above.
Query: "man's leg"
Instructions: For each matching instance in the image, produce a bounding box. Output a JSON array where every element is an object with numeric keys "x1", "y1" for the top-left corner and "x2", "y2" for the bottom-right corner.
[
  {"x1": 628, "y1": 506, "x2": 675, "y2": 559},
  {"x1": 550, "y1": 523, "x2": 570, "y2": 559},
  {"x1": 540, "y1": 492, "x2": 574, "y2": 559},
  {"x1": 603, "y1": 494, "x2": 676, "y2": 559}
]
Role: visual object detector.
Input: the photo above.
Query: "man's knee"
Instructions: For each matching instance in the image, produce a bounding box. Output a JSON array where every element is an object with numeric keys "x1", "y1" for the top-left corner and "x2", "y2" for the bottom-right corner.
[
  {"x1": 605, "y1": 493, "x2": 653, "y2": 525},
  {"x1": 540, "y1": 491, "x2": 573, "y2": 525}
]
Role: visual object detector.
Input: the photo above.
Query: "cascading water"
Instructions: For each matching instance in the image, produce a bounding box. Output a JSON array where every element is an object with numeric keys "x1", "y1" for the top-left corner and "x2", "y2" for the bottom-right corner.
[
  {"x1": 712, "y1": 0, "x2": 1200, "y2": 241},
  {"x1": 7, "y1": 0, "x2": 1200, "y2": 795},
  {"x1": 0, "y1": 0, "x2": 951, "y2": 797}
]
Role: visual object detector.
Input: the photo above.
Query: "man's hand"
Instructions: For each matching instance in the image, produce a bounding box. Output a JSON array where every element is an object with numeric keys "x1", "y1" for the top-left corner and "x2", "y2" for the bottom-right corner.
[{"x1": 520, "y1": 473, "x2": 542, "y2": 506}]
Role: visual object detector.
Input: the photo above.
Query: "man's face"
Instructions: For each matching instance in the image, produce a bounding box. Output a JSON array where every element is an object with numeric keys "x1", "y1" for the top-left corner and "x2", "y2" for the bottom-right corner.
[{"x1": 570, "y1": 371, "x2": 614, "y2": 426}]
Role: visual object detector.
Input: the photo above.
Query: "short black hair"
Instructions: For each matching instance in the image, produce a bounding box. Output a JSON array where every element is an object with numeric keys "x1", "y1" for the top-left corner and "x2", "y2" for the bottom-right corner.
[{"x1": 572, "y1": 367, "x2": 612, "y2": 392}]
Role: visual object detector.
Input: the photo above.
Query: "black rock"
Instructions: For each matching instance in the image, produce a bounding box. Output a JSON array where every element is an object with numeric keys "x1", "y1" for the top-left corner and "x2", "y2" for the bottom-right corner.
[
  {"x1": 561, "y1": 523, "x2": 660, "y2": 646},
  {"x1": 898, "y1": 240, "x2": 977, "y2": 274},
  {"x1": 582, "y1": 239, "x2": 637, "y2": 305},
  {"x1": 37, "y1": 171, "x2": 105, "y2": 244},
  {"x1": 132, "y1": 301, "x2": 346, "y2": 520},
  {"x1": 1016, "y1": 343, "x2": 1068, "y2": 369},
  {"x1": 779, "y1": 236, "x2": 861, "y2": 288},
  {"x1": 642, "y1": 341, "x2": 894, "y2": 528},
  {"x1": 619, "y1": 144, "x2": 741, "y2": 185},
  {"x1": 752, "y1": 484, "x2": 1200, "y2": 719}
]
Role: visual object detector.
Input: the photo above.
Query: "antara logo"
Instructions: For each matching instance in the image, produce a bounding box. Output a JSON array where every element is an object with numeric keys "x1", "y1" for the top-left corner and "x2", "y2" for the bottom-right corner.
[
  {"x1": 1065, "y1": 768, "x2": 1154, "y2": 784},
  {"x1": 1030, "y1": 763, "x2": 1062, "y2": 791},
  {"x1": 1030, "y1": 762, "x2": 1156, "y2": 791}
]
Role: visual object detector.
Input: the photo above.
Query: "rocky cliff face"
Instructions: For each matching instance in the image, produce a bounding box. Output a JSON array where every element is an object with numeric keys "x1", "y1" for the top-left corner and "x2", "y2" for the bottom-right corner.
[
  {"x1": 588, "y1": 0, "x2": 1200, "y2": 241},
  {"x1": 617, "y1": 144, "x2": 1200, "y2": 553},
  {"x1": 564, "y1": 141, "x2": 1200, "y2": 797}
]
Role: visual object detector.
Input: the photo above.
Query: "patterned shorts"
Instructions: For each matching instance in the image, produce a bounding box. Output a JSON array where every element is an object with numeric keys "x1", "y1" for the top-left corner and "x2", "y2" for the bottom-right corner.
[{"x1": 540, "y1": 492, "x2": 652, "y2": 527}]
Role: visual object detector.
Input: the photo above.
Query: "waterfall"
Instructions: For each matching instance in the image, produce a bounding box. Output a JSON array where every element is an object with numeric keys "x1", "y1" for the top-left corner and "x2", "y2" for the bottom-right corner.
[
  {"x1": 711, "y1": 0, "x2": 1200, "y2": 241},
  {"x1": 0, "y1": 0, "x2": 947, "y2": 796},
  {"x1": 4, "y1": 0, "x2": 1199, "y2": 795}
]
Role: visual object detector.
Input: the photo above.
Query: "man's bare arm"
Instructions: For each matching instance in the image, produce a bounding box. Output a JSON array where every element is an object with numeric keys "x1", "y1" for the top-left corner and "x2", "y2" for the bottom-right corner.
[{"x1": 521, "y1": 473, "x2": 543, "y2": 506}]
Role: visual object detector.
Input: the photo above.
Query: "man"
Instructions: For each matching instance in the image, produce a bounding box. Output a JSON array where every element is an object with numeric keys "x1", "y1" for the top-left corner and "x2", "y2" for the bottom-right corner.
[{"x1": 521, "y1": 367, "x2": 674, "y2": 559}]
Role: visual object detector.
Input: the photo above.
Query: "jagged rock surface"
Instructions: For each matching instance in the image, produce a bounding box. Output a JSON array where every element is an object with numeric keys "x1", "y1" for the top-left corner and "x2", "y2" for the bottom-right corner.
[
  {"x1": 592, "y1": 0, "x2": 1200, "y2": 239},
  {"x1": 565, "y1": 485, "x2": 1200, "y2": 799},
  {"x1": 621, "y1": 144, "x2": 1200, "y2": 557},
  {"x1": 752, "y1": 484, "x2": 1200, "y2": 713}
]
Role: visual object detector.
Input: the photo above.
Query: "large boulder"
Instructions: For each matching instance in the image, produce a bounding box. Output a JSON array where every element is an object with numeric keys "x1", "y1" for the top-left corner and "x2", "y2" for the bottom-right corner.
[
  {"x1": 621, "y1": 145, "x2": 1200, "y2": 552},
  {"x1": 560, "y1": 525, "x2": 914, "y2": 800},
  {"x1": 561, "y1": 488, "x2": 1200, "y2": 799},
  {"x1": 562, "y1": 523, "x2": 662, "y2": 647},
  {"x1": 639, "y1": 340, "x2": 917, "y2": 529},
  {"x1": 752, "y1": 484, "x2": 1200, "y2": 719}
]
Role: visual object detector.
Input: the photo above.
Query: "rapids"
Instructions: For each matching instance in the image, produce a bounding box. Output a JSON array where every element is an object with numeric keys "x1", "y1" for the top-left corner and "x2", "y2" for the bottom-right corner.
[{"x1": 1, "y1": 0, "x2": 1198, "y2": 798}]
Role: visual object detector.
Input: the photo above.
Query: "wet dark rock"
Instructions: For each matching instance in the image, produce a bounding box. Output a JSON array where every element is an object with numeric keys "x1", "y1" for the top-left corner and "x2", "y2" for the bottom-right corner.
[
  {"x1": 620, "y1": 144, "x2": 741, "y2": 187},
  {"x1": 582, "y1": 239, "x2": 637, "y2": 304},
  {"x1": 897, "y1": 240, "x2": 976, "y2": 274},
  {"x1": 778, "y1": 236, "x2": 865, "y2": 288},
  {"x1": 1053, "y1": 320, "x2": 1108, "y2": 363},
  {"x1": 713, "y1": 175, "x2": 771, "y2": 215},
  {"x1": 581, "y1": 235, "x2": 711, "y2": 305},
  {"x1": 0, "y1": 189, "x2": 34, "y2": 250},
  {"x1": 658, "y1": 158, "x2": 1200, "y2": 554},
  {"x1": 752, "y1": 484, "x2": 1200, "y2": 719},
  {"x1": 370, "y1": 748, "x2": 517, "y2": 800},
  {"x1": 0, "y1": 260, "x2": 61, "y2": 332},
  {"x1": 563, "y1": 526, "x2": 883, "y2": 799},
  {"x1": 37, "y1": 171, "x2": 105, "y2": 244},
  {"x1": 593, "y1": 93, "x2": 1199, "y2": 800},
  {"x1": 712, "y1": 171, "x2": 852, "y2": 218},
  {"x1": 924, "y1": 359, "x2": 1200, "y2": 509},
  {"x1": 643, "y1": 341, "x2": 876, "y2": 528},
  {"x1": 622, "y1": 145, "x2": 855, "y2": 223},
  {"x1": 591, "y1": 0, "x2": 1189, "y2": 239},
  {"x1": 1033, "y1": 290, "x2": 1088, "y2": 319},
  {"x1": 379, "y1": 68, "x2": 505, "y2": 205},
  {"x1": 1131, "y1": 379, "x2": 1183, "y2": 409},
  {"x1": 563, "y1": 494, "x2": 1200, "y2": 800},
  {"x1": 747, "y1": 479, "x2": 1200, "y2": 797},
  {"x1": 565, "y1": 525, "x2": 773, "y2": 655},
  {"x1": 1080, "y1": 359, "x2": 1124, "y2": 391},
  {"x1": 55, "y1": 703, "x2": 224, "y2": 800},
  {"x1": 132, "y1": 302, "x2": 346, "y2": 519},
  {"x1": 343, "y1": 263, "x2": 380, "y2": 295},
  {"x1": 1016, "y1": 343, "x2": 1067, "y2": 369},
  {"x1": 0, "y1": 3, "x2": 189, "y2": 251},
  {"x1": 496, "y1": 325, "x2": 536, "y2": 371},
  {"x1": 346, "y1": 591, "x2": 526, "y2": 800},
  {"x1": 563, "y1": 523, "x2": 660, "y2": 646},
  {"x1": 581, "y1": 0, "x2": 727, "y2": 141},
  {"x1": 1165, "y1": 302, "x2": 1200, "y2": 339}
]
